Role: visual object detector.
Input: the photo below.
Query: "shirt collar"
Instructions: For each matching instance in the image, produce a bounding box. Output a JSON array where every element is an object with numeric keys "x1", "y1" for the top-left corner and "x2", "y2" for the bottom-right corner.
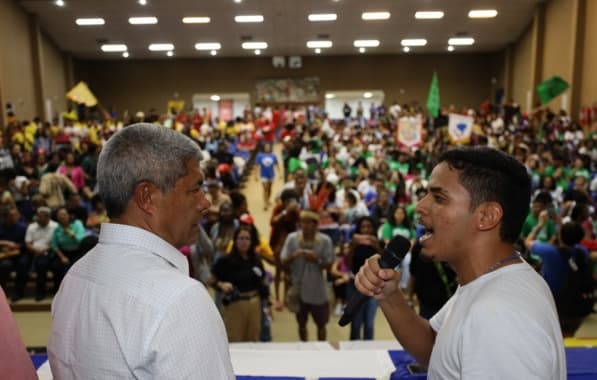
[{"x1": 98, "y1": 223, "x2": 189, "y2": 275}]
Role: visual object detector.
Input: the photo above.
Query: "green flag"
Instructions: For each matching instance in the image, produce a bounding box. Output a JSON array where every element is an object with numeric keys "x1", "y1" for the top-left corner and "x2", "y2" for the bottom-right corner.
[
  {"x1": 426, "y1": 71, "x2": 440, "y2": 118},
  {"x1": 536, "y1": 76, "x2": 569, "y2": 105}
]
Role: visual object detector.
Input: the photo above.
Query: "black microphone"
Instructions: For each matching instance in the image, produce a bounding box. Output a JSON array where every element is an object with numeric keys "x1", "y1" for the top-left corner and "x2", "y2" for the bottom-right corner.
[{"x1": 338, "y1": 235, "x2": 411, "y2": 327}]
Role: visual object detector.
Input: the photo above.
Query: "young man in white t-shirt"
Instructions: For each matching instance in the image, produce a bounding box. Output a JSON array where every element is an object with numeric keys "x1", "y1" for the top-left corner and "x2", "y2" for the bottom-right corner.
[{"x1": 355, "y1": 146, "x2": 566, "y2": 379}]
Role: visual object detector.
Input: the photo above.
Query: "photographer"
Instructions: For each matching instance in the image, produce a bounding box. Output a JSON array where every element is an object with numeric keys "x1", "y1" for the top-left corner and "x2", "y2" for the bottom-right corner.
[{"x1": 211, "y1": 225, "x2": 269, "y2": 342}]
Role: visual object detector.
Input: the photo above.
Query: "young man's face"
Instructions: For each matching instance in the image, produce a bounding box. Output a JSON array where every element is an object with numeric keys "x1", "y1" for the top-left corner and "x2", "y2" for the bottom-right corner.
[{"x1": 415, "y1": 162, "x2": 477, "y2": 263}]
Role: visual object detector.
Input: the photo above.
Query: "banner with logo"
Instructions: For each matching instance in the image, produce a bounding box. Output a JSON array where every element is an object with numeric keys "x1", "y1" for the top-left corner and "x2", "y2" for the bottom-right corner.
[
  {"x1": 219, "y1": 99, "x2": 233, "y2": 122},
  {"x1": 397, "y1": 116, "x2": 422, "y2": 147},
  {"x1": 448, "y1": 113, "x2": 473, "y2": 144}
]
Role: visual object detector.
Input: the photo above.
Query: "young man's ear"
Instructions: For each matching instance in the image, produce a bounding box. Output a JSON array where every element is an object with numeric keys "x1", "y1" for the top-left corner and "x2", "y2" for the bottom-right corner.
[{"x1": 476, "y1": 202, "x2": 503, "y2": 231}]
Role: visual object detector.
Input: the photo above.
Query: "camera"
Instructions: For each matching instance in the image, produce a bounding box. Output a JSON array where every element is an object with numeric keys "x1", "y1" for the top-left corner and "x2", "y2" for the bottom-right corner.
[{"x1": 222, "y1": 287, "x2": 241, "y2": 306}]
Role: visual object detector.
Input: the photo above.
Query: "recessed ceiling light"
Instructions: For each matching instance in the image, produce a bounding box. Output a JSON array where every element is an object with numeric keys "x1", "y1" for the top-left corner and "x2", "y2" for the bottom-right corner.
[
  {"x1": 55, "y1": 0, "x2": 65, "y2": 7},
  {"x1": 415, "y1": 11, "x2": 444, "y2": 19},
  {"x1": 362, "y1": 12, "x2": 390, "y2": 21},
  {"x1": 122, "y1": 51, "x2": 129, "y2": 58},
  {"x1": 448, "y1": 37, "x2": 475, "y2": 45},
  {"x1": 195, "y1": 42, "x2": 221, "y2": 50},
  {"x1": 308, "y1": 13, "x2": 337, "y2": 22},
  {"x1": 325, "y1": 94, "x2": 336, "y2": 99},
  {"x1": 306, "y1": 40, "x2": 332, "y2": 48},
  {"x1": 138, "y1": 0, "x2": 147, "y2": 5},
  {"x1": 401, "y1": 39, "x2": 427, "y2": 46},
  {"x1": 210, "y1": 95, "x2": 221, "y2": 101},
  {"x1": 75, "y1": 18, "x2": 105, "y2": 26},
  {"x1": 363, "y1": 92, "x2": 373, "y2": 98},
  {"x1": 210, "y1": 50, "x2": 217, "y2": 56},
  {"x1": 129, "y1": 17, "x2": 158, "y2": 25},
  {"x1": 182, "y1": 17, "x2": 210, "y2": 24},
  {"x1": 447, "y1": 45, "x2": 455, "y2": 52},
  {"x1": 315, "y1": 48, "x2": 321, "y2": 54},
  {"x1": 166, "y1": 51, "x2": 174, "y2": 57},
  {"x1": 101, "y1": 44, "x2": 127, "y2": 52},
  {"x1": 353, "y1": 40, "x2": 379, "y2": 48},
  {"x1": 234, "y1": 15, "x2": 264, "y2": 23},
  {"x1": 149, "y1": 43, "x2": 174, "y2": 51},
  {"x1": 254, "y1": 49, "x2": 261, "y2": 55},
  {"x1": 359, "y1": 47, "x2": 366, "y2": 53},
  {"x1": 403, "y1": 46, "x2": 410, "y2": 53},
  {"x1": 242, "y1": 42, "x2": 267, "y2": 49},
  {"x1": 234, "y1": 0, "x2": 242, "y2": 3},
  {"x1": 468, "y1": 9, "x2": 498, "y2": 18}
]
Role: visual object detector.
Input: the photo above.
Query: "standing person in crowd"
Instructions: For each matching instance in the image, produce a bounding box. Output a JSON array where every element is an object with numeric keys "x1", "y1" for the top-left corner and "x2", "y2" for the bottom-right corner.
[
  {"x1": 270, "y1": 189, "x2": 301, "y2": 309},
  {"x1": 24, "y1": 206, "x2": 58, "y2": 301},
  {"x1": 48, "y1": 124, "x2": 234, "y2": 379},
  {"x1": 57, "y1": 151, "x2": 86, "y2": 195},
  {"x1": 408, "y1": 240, "x2": 457, "y2": 319},
  {"x1": 281, "y1": 210, "x2": 334, "y2": 341},
  {"x1": 525, "y1": 217, "x2": 593, "y2": 336},
  {"x1": 346, "y1": 216, "x2": 382, "y2": 340},
  {"x1": 38, "y1": 161, "x2": 78, "y2": 210},
  {"x1": 255, "y1": 143, "x2": 280, "y2": 210},
  {"x1": 355, "y1": 147, "x2": 565, "y2": 378},
  {"x1": 211, "y1": 225, "x2": 268, "y2": 342}
]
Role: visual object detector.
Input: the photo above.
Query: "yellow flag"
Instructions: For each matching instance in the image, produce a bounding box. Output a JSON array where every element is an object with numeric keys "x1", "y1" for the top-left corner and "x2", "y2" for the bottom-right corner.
[{"x1": 66, "y1": 81, "x2": 98, "y2": 107}]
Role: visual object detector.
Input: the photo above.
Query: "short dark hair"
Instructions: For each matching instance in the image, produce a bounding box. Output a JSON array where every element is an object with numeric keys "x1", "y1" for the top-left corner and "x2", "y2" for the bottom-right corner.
[
  {"x1": 439, "y1": 146, "x2": 531, "y2": 244},
  {"x1": 560, "y1": 222, "x2": 584, "y2": 246}
]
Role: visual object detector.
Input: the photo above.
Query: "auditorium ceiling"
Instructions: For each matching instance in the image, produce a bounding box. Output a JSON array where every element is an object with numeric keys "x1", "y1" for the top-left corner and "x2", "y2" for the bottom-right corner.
[{"x1": 17, "y1": 0, "x2": 541, "y2": 59}]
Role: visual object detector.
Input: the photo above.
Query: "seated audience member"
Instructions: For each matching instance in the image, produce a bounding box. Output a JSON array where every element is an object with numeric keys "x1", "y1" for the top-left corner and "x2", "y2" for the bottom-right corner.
[
  {"x1": 65, "y1": 192, "x2": 88, "y2": 224},
  {"x1": 211, "y1": 225, "x2": 268, "y2": 342},
  {"x1": 0, "y1": 286, "x2": 37, "y2": 380},
  {"x1": 50, "y1": 207, "x2": 85, "y2": 289},
  {"x1": 48, "y1": 123, "x2": 234, "y2": 379},
  {"x1": 0, "y1": 206, "x2": 28, "y2": 302},
  {"x1": 86, "y1": 194, "x2": 109, "y2": 233},
  {"x1": 25, "y1": 206, "x2": 58, "y2": 300}
]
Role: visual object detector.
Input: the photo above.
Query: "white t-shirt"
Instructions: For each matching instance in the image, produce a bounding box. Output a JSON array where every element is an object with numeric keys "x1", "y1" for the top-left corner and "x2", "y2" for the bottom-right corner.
[
  {"x1": 25, "y1": 220, "x2": 58, "y2": 253},
  {"x1": 428, "y1": 262, "x2": 566, "y2": 380}
]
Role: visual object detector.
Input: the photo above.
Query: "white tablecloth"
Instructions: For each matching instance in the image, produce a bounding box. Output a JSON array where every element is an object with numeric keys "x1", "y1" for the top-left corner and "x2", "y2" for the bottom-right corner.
[{"x1": 339, "y1": 339, "x2": 404, "y2": 351}]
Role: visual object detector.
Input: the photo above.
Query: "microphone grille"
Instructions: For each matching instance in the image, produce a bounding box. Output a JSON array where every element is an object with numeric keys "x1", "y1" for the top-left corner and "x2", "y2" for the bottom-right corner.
[{"x1": 386, "y1": 235, "x2": 411, "y2": 258}]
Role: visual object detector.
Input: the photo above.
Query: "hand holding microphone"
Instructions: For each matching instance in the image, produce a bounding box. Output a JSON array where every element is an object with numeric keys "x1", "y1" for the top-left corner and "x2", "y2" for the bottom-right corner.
[{"x1": 339, "y1": 235, "x2": 411, "y2": 326}]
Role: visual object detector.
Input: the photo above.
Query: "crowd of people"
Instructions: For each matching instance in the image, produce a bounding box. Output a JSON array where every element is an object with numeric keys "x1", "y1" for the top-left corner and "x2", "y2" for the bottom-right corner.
[{"x1": 1, "y1": 95, "x2": 597, "y2": 377}]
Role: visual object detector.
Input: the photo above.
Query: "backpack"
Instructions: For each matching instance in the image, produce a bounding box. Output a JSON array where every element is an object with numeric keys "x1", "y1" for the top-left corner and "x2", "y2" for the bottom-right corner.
[{"x1": 555, "y1": 247, "x2": 595, "y2": 318}]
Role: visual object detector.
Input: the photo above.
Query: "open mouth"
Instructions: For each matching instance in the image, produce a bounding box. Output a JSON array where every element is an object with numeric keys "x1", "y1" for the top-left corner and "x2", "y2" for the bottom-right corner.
[{"x1": 419, "y1": 226, "x2": 434, "y2": 243}]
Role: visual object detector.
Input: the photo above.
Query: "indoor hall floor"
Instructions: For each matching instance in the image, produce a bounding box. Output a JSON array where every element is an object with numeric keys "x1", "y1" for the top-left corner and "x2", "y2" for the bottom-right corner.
[{"x1": 10, "y1": 143, "x2": 597, "y2": 348}]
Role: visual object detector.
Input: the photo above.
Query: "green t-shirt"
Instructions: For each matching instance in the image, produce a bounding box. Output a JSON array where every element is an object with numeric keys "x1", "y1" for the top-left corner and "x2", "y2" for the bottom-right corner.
[
  {"x1": 380, "y1": 222, "x2": 413, "y2": 242},
  {"x1": 520, "y1": 213, "x2": 556, "y2": 242}
]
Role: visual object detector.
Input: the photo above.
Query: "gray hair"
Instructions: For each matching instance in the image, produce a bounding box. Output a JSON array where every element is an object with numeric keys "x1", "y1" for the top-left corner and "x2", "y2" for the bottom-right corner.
[{"x1": 97, "y1": 123, "x2": 202, "y2": 218}]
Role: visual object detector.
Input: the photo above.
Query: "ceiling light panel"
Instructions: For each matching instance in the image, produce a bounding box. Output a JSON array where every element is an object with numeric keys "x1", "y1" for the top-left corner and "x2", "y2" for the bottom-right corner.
[
  {"x1": 195, "y1": 42, "x2": 221, "y2": 50},
  {"x1": 242, "y1": 42, "x2": 267, "y2": 49},
  {"x1": 401, "y1": 39, "x2": 427, "y2": 46},
  {"x1": 101, "y1": 44, "x2": 127, "y2": 52},
  {"x1": 468, "y1": 9, "x2": 498, "y2": 18},
  {"x1": 234, "y1": 15, "x2": 264, "y2": 23},
  {"x1": 415, "y1": 11, "x2": 444, "y2": 19},
  {"x1": 182, "y1": 17, "x2": 210, "y2": 24},
  {"x1": 148, "y1": 43, "x2": 174, "y2": 51},
  {"x1": 448, "y1": 37, "x2": 475, "y2": 45},
  {"x1": 362, "y1": 12, "x2": 390, "y2": 21},
  {"x1": 308, "y1": 13, "x2": 337, "y2": 22},
  {"x1": 306, "y1": 40, "x2": 332, "y2": 48},
  {"x1": 353, "y1": 40, "x2": 379, "y2": 47},
  {"x1": 129, "y1": 17, "x2": 158, "y2": 25},
  {"x1": 76, "y1": 18, "x2": 105, "y2": 26}
]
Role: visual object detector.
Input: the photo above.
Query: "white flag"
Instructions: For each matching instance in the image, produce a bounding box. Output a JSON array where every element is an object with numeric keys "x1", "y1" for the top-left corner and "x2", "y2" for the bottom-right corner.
[{"x1": 448, "y1": 113, "x2": 473, "y2": 144}]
